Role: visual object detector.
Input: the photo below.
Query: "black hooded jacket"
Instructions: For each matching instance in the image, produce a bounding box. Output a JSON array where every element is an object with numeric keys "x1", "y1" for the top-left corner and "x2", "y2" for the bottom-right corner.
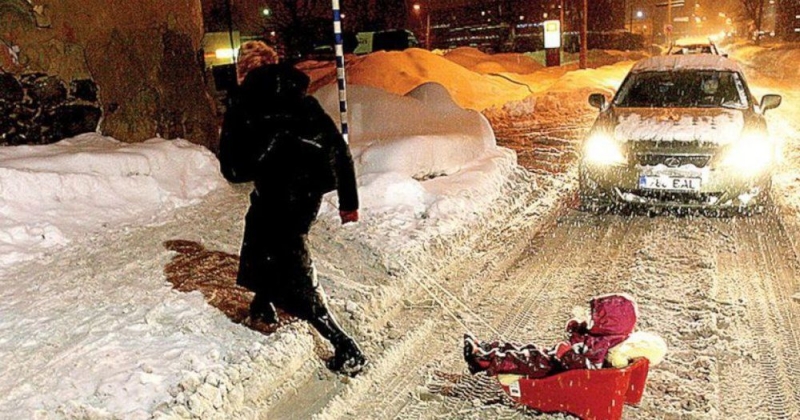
[{"x1": 219, "y1": 63, "x2": 359, "y2": 232}]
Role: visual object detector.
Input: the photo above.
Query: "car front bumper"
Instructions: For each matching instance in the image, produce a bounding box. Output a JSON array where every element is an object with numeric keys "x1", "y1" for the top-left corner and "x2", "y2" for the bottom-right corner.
[{"x1": 579, "y1": 162, "x2": 772, "y2": 209}]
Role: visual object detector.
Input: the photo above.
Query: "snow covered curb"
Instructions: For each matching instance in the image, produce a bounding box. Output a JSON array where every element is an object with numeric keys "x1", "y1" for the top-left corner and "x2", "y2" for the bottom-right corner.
[{"x1": 151, "y1": 324, "x2": 316, "y2": 420}]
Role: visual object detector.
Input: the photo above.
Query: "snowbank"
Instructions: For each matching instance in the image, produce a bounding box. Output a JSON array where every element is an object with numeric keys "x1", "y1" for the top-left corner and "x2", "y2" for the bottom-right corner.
[
  {"x1": 0, "y1": 134, "x2": 226, "y2": 269},
  {"x1": 299, "y1": 48, "x2": 645, "y2": 112},
  {"x1": 314, "y1": 82, "x2": 517, "y2": 245},
  {"x1": 300, "y1": 48, "x2": 535, "y2": 110},
  {"x1": 443, "y1": 47, "x2": 543, "y2": 74},
  {"x1": 726, "y1": 42, "x2": 800, "y2": 81}
]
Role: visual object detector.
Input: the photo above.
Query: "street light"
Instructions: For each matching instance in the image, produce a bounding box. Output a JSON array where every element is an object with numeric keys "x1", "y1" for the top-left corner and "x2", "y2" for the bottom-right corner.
[
  {"x1": 634, "y1": 10, "x2": 645, "y2": 35},
  {"x1": 412, "y1": 3, "x2": 431, "y2": 49}
]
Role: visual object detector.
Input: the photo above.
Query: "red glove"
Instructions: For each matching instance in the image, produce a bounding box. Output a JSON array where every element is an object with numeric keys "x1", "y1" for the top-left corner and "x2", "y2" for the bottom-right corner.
[{"x1": 340, "y1": 210, "x2": 359, "y2": 224}]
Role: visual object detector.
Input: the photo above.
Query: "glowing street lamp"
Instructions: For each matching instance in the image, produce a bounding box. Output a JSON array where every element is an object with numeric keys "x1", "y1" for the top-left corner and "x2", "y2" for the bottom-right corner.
[{"x1": 411, "y1": 3, "x2": 430, "y2": 49}]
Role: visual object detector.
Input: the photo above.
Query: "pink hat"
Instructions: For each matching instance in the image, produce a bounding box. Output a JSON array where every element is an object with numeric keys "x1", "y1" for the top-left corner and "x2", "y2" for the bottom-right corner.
[{"x1": 236, "y1": 41, "x2": 279, "y2": 84}]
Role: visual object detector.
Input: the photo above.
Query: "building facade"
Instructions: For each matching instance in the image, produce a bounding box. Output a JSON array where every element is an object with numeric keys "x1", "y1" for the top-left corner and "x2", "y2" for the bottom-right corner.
[{"x1": 429, "y1": 0, "x2": 627, "y2": 52}]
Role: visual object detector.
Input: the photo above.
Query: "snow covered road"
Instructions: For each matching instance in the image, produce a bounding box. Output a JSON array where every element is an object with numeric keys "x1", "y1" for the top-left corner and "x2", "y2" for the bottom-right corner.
[{"x1": 283, "y1": 210, "x2": 800, "y2": 420}]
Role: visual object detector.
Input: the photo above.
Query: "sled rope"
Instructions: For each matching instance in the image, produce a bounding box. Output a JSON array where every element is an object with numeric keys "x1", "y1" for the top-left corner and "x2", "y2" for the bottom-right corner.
[{"x1": 399, "y1": 260, "x2": 508, "y2": 342}]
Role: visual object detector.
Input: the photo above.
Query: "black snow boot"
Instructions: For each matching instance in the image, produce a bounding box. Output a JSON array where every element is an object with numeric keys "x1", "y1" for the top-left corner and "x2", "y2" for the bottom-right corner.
[
  {"x1": 327, "y1": 336, "x2": 368, "y2": 377},
  {"x1": 309, "y1": 307, "x2": 368, "y2": 376},
  {"x1": 249, "y1": 293, "x2": 279, "y2": 325}
]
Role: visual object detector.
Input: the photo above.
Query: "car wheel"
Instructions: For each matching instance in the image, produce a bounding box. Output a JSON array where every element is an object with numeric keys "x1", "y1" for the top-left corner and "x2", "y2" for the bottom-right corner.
[
  {"x1": 578, "y1": 174, "x2": 608, "y2": 213},
  {"x1": 753, "y1": 179, "x2": 774, "y2": 215}
]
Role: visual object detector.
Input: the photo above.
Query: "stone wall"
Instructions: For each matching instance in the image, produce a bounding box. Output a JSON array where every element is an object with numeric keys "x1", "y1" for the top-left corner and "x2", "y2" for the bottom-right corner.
[
  {"x1": 0, "y1": 72, "x2": 101, "y2": 144},
  {"x1": 0, "y1": 0, "x2": 218, "y2": 150}
]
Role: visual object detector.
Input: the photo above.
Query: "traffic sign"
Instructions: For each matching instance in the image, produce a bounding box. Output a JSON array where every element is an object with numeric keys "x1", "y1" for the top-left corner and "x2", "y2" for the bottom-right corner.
[{"x1": 544, "y1": 20, "x2": 561, "y2": 49}]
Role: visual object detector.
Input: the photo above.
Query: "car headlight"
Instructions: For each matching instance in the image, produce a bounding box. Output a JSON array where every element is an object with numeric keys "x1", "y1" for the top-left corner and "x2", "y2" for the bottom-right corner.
[
  {"x1": 583, "y1": 133, "x2": 627, "y2": 166},
  {"x1": 721, "y1": 132, "x2": 774, "y2": 173}
]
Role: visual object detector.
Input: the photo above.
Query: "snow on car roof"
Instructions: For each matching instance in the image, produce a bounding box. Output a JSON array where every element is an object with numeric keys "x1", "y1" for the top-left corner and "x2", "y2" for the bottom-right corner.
[{"x1": 631, "y1": 55, "x2": 743, "y2": 73}]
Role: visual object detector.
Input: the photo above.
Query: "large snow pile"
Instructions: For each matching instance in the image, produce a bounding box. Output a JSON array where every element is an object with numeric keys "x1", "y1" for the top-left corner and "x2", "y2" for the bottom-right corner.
[
  {"x1": 314, "y1": 82, "x2": 516, "y2": 243},
  {"x1": 300, "y1": 48, "x2": 535, "y2": 110},
  {"x1": 299, "y1": 48, "x2": 646, "y2": 112},
  {"x1": 726, "y1": 42, "x2": 800, "y2": 80},
  {"x1": 443, "y1": 47, "x2": 543, "y2": 74},
  {"x1": 486, "y1": 61, "x2": 633, "y2": 123},
  {"x1": 0, "y1": 134, "x2": 226, "y2": 269}
]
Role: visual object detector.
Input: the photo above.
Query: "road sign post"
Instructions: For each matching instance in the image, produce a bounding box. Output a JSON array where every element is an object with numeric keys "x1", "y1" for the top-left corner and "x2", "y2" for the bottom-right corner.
[
  {"x1": 580, "y1": 0, "x2": 587, "y2": 69},
  {"x1": 544, "y1": 19, "x2": 561, "y2": 67}
]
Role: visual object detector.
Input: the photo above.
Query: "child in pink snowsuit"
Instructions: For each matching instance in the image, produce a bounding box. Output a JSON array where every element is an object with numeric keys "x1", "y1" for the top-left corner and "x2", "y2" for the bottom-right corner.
[{"x1": 464, "y1": 294, "x2": 637, "y2": 378}]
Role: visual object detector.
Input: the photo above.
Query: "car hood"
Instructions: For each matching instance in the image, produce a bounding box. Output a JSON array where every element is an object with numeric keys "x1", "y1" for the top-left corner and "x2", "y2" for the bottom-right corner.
[{"x1": 611, "y1": 108, "x2": 745, "y2": 144}]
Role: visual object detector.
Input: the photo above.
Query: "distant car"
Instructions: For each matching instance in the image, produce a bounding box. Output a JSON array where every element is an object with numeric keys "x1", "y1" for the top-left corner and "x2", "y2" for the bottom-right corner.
[
  {"x1": 667, "y1": 41, "x2": 720, "y2": 55},
  {"x1": 579, "y1": 55, "x2": 781, "y2": 213}
]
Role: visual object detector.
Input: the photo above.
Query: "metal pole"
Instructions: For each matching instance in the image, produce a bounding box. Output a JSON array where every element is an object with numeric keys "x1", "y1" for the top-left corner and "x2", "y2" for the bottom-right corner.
[
  {"x1": 426, "y1": 10, "x2": 431, "y2": 49},
  {"x1": 224, "y1": 0, "x2": 236, "y2": 64},
  {"x1": 629, "y1": 1, "x2": 633, "y2": 34},
  {"x1": 580, "y1": 0, "x2": 587, "y2": 69},
  {"x1": 331, "y1": 0, "x2": 349, "y2": 144},
  {"x1": 667, "y1": 0, "x2": 672, "y2": 44},
  {"x1": 560, "y1": 0, "x2": 565, "y2": 61}
]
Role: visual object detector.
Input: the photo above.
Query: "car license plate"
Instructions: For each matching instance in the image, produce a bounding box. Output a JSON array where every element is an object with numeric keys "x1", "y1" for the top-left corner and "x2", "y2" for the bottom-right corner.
[{"x1": 638, "y1": 176, "x2": 701, "y2": 191}]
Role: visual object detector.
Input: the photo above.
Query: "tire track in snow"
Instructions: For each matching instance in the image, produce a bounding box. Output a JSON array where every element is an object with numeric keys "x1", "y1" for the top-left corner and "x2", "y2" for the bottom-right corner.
[
  {"x1": 725, "y1": 216, "x2": 800, "y2": 419},
  {"x1": 266, "y1": 171, "x2": 574, "y2": 420}
]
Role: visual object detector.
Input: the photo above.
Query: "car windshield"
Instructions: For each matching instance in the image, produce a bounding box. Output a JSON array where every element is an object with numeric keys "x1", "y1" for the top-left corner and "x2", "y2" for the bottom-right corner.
[{"x1": 614, "y1": 70, "x2": 748, "y2": 108}]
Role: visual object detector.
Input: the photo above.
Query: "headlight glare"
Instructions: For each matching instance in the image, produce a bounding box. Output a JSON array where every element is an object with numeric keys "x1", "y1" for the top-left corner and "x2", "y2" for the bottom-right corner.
[
  {"x1": 722, "y1": 132, "x2": 773, "y2": 172},
  {"x1": 583, "y1": 133, "x2": 626, "y2": 166}
]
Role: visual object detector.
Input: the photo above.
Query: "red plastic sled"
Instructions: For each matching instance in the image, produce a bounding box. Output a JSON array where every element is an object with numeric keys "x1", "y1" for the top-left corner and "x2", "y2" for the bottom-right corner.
[{"x1": 497, "y1": 358, "x2": 650, "y2": 420}]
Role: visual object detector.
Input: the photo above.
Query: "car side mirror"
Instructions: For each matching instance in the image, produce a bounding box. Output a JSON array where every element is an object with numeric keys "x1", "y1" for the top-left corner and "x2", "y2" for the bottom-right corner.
[
  {"x1": 589, "y1": 93, "x2": 607, "y2": 110},
  {"x1": 761, "y1": 94, "x2": 782, "y2": 113}
]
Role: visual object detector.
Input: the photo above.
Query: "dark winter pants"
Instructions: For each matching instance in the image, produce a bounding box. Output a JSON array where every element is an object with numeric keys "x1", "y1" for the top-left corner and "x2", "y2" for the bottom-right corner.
[
  {"x1": 236, "y1": 200, "x2": 354, "y2": 349},
  {"x1": 237, "y1": 224, "x2": 321, "y2": 318}
]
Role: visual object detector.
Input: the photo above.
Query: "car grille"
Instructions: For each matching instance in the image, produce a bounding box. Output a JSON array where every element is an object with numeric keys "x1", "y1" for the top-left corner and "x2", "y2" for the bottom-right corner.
[{"x1": 635, "y1": 154, "x2": 712, "y2": 168}]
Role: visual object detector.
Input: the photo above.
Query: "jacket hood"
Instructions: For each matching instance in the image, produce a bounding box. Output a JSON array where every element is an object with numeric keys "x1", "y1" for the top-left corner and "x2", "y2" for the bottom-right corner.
[
  {"x1": 587, "y1": 293, "x2": 637, "y2": 337},
  {"x1": 239, "y1": 63, "x2": 310, "y2": 106},
  {"x1": 611, "y1": 107, "x2": 745, "y2": 144}
]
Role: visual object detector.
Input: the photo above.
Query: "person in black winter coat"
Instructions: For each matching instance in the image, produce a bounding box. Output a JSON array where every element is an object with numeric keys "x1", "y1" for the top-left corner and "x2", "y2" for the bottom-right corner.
[{"x1": 218, "y1": 41, "x2": 366, "y2": 376}]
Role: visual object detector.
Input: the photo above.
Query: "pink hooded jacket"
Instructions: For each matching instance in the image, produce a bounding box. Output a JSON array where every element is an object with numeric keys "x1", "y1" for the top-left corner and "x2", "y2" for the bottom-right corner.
[{"x1": 560, "y1": 294, "x2": 638, "y2": 369}]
